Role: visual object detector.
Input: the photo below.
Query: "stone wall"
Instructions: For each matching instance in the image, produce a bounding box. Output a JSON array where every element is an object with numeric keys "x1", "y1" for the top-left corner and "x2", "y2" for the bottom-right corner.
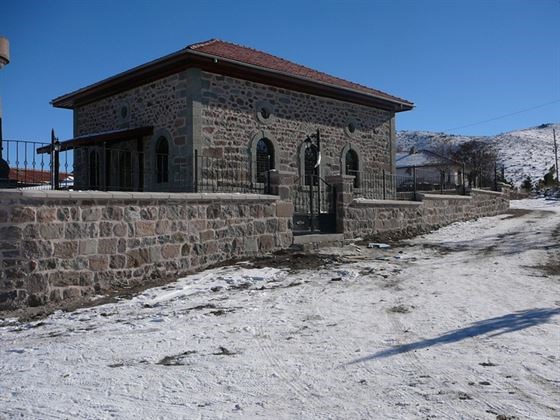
[
  {"x1": 71, "y1": 67, "x2": 396, "y2": 192},
  {"x1": 342, "y1": 189, "x2": 510, "y2": 240},
  {"x1": 199, "y1": 71, "x2": 395, "y2": 181},
  {"x1": 0, "y1": 190, "x2": 293, "y2": 311},
  {"x1": 73, "y1": 70, "x2": 195, "y2": 192}
]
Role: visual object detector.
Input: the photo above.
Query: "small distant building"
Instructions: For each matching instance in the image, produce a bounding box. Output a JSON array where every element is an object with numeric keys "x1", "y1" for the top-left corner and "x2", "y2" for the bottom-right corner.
[
  {"x1": 8, "y1": 168, "x2": 72, "y2": 188},
  {"x1": 396, "y1": 149, "x2": 463, "y2": 189}
]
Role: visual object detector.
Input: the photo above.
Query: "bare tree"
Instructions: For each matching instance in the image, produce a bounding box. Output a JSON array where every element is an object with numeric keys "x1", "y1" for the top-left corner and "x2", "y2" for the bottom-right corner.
[{"x1": 453, "y1": 141, "x2": 496, "y2": 188}]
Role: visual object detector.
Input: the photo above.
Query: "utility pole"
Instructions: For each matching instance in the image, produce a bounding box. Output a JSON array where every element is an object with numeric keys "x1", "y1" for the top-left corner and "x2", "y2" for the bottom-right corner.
[
  {"x1": 0, "y1": 36, "x2": 10, "y2": 184},
  {"x1": 554, "y1": 128, "x2": 558, "y2": 187}
]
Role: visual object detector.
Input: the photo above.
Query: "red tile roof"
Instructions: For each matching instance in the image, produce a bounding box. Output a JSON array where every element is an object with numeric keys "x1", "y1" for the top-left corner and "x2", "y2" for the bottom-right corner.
[
  {"x1": 52, "y1": 39, "x2": 413, "y2": 110},
  {"x1": 9, "y1": 168, "x2": 70, "y2": 184},
  {"x1": 187, "y1": 39, "x2": 411, "y2": 106}
]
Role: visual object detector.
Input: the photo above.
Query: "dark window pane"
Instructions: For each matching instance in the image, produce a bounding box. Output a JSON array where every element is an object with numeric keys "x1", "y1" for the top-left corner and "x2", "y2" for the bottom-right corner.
[
  {"x1": 256, "y1": 138, "x2": 274, "y2": 183},
  {"x1": 156, "y1": 137, "x2": 169, "y2": 183},
  {"x1": 345, "y1": 149, "x2": 359, "y2": 187},
  {"x1": 118, "y1": 151, "x2": 132, "y2": 191},
  {"x1": 89, "y1": 150, "x2": 100, "y2": 190},
  {"x1": 304, "y1": 145, "x2": 319, "y2": 185}
]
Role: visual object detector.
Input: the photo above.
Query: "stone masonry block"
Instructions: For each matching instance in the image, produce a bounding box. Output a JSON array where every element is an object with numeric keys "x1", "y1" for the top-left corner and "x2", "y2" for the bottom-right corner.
[
  {"x1": 63, "y1": 287, "x2": 84, "y2": 300},
  {"x1": 50, "y1": 271, "x2": 93, "y2": 287},
  {"x1": 102, "y1": 206, "x2": 124, "y2": 221},
  {"x1": 264, "y1": 204, "x2": 276, "y2": 218},
  {"x1": 155, "y1": 220, "x2": 172, "y2": 235},
  {"x1": 22, "y1": 240, "x2": 53, "y2": 259},
  {"x1": 109, "y1": 255, "x2": 127, "y2": 269},
  {"x1": 88, "y1": 255, "x2": 109, "y2": 272},
  {"x1": 98, "y1": 238, "x2": 118, "y2": 254},
  {"x1": 37, "y1": 207, "x2": 57, "y2": 223},
  {"x1": 113, "y1": 222, "x2": 128, "y2": 237},
  {"x1": 258, "y1": 235, "x2": 274, "y2": 252},
  {"x1": 161, "y1": 244, "x2": 181, "y2": 259},
  {"x1": 199, "y1": 230, "x2": 215, "y2": 242},
  {"x1": 99, "y1": 221, "x2": 114, "y2": 237},
  {"x1": 27, "y1": 274, "x2": 49, "y2": 293},
  {"x1": 11, "y1": 207, "x2": 36, "y2": 223},
  {"x1": 276, "y1": 201, "x2": 294, "y2": 218},
  {"x1": 81, "y1": 207, "x2": 102, "y2": 221},
  {"x1": 53, "y1": 241, "x2": 78, "y2": 259},
  {"x1": 244, "y1": 237, "x2": 258, "y2": 253},
  {"x1": 79, "y1": 239, "x2": 98, "y2": 255},
  {"x1": 126, "y1": 248, "x2": 149, "y2": 268},
  {"x1": 135, "y1": 221, "x2": 156, "y2": 237},
  {"x1": 65, "y1": 222, "x2": 98, "y2": 240}
]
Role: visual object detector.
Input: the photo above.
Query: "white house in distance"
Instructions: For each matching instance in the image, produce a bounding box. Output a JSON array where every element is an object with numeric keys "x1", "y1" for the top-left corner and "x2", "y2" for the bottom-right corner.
[{"x1": 396, "y1": 149, "x2": 462, "y2": 189}]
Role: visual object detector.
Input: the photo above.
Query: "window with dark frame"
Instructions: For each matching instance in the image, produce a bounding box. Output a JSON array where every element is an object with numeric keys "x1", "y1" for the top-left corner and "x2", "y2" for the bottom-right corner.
[
  {"x1": 256, "y1": 138, "x2": 274, "y2": 183},
  {"x1": 156, "y1": 136, "x2": 169, "y2": 183},
  {"x1": 304, "y1": 144, "x2": 319, "y2": 186},
  {"x1": 345, "y1": 149, "x2": 359, "y2": 188}
]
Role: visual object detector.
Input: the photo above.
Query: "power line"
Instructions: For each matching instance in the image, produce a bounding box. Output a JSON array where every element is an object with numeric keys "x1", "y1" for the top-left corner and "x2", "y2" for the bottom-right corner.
[{"x1": 444, "y1": 99, "x2": 560, "y2": 132}]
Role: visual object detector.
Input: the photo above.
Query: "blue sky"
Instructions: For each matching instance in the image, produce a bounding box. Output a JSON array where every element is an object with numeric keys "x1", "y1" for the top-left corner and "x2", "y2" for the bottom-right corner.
[{"x1": 0, "y1": 0, "x2": 558, "y2": 141}]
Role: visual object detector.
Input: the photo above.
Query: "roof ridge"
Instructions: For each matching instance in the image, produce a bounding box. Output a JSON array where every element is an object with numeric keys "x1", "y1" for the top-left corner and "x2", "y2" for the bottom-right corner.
[
  {"x1": 186, "y1": 39, "x2": 411, "y2": 104},
  {"x1": 186, "y1": 38, "x2": 220, "y2": 50}
]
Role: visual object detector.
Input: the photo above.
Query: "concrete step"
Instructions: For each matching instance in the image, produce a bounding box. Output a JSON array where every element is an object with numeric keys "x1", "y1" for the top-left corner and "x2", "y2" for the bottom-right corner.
[{"x1": 292, "y1": 233, "x2": 344, "y2": 250}]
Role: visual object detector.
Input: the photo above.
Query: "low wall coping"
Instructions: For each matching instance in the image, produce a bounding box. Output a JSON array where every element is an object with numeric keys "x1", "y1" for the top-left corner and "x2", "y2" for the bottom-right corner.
[
  {"x1": 470, "y1": 188, "x2": 506, "y2": 197},
  {"x1": 419, "y1": 193, "x2": 472, "y2": 201},
  {"x1": 0, "y1": 189, "x2": 280, "y2": 203},
  {"x1": 351, "y1": 198, "x2": 422, "y2": 208}
]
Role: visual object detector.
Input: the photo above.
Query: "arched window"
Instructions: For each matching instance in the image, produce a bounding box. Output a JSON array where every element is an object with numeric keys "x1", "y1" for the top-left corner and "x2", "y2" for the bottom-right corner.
[
  {"x1": 156, "y1": 136, "x2": 169, "y2": 183},
  {"x1": 89, "y1": 150, "x2": 100, "y2": 190},
  {"x1": 256, "y1": 138, "x2": 274, "y2": 183},
  {"x1": 304, "y1": 144, "x2": 319, "y2": 186},
  {"x1": 345, "y1": 149, "x2": 359, "y2": 187}
]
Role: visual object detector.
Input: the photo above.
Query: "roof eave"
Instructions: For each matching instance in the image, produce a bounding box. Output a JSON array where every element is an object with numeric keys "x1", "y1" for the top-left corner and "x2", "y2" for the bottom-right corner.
[{"x1": 51, "y1": 49, "x2": 414, "y2": 112}]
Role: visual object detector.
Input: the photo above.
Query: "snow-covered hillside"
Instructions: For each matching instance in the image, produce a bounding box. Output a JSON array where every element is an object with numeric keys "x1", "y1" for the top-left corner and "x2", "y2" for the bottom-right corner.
[{"x1": 397, "y1": 123, "x2": 559, "y2": 187}]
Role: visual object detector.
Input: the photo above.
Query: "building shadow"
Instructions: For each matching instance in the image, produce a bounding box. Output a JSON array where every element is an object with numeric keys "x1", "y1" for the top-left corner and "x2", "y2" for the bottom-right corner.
[{"x1": 349, "y1": 307, "x2": 560, "y2": 364}]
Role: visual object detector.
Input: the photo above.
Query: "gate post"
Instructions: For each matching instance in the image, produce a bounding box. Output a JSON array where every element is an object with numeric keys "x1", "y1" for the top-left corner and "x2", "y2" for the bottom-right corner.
[
  {"x1": 268, "y1": 170, "x2": 296, "y2": 200},
  {"x1": 326, "y1": 174, "x2": 354, "y2": 237}
]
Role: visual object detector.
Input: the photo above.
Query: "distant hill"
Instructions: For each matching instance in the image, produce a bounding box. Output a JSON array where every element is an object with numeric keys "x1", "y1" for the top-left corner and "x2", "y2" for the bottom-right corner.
[{"x1": 397, "y1": 123, "x2": 559, "y2": 187}]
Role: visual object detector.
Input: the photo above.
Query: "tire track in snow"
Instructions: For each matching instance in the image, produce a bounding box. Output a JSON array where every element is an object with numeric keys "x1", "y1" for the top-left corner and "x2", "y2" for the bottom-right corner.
[
  {"x1": 386, "y1": 313, "x2": 516, "y2": 418},
  {"x1": 308, "y1": 269, "x2": 456, "y2": 419},
  {"x1": 306, "y1": 279, "x2": 375, "y2": 419},
  {"x1": 253, "y1": 284, "x2": 325, "y2": 417}
]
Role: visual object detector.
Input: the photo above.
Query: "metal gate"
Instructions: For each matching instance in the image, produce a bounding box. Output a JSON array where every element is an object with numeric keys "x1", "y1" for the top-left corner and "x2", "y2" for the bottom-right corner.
[{"x1": 292, "y1": 175, "x2": 337, "y2": 235}]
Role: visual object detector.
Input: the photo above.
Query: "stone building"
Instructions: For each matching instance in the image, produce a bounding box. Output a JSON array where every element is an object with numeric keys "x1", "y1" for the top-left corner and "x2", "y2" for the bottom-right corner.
[{"x1": 51, "y1": 39, "x2": 413, "y2": 195}]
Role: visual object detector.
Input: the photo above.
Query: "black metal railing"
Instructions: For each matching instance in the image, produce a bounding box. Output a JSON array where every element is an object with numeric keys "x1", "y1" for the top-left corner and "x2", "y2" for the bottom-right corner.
[
  {"x1": 194, "y1": 150, "x2": 270, "y2": 194},
  {"x1": 351, "y1": 167, "x2": 465, "y2": 201},
  {"x1": 0, "y1": 140, "x2": 274, "y2": 194},
  {"x1": 0, "y1": 138, "x2": 504, "y2": 197},
  {"x1": 1, "y1": 139, "x2": 54, "y2": 189},
  {"x1": 350, "y1": 164, "x2": 503, "y2": 201}
]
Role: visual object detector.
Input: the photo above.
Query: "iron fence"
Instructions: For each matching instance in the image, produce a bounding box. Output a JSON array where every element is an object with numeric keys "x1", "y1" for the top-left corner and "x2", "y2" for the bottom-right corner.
[
  {"x1": 1, "y1": 138, "x2": 503, "y2": 199},
  {"x1": 351, "y1": 164, "x2": 503, "y2": 201},
  {"x1": 194, "y1": 151, "x2": 270, "y2": 194},
  {"x1": 1, "y1": 139, "x2": 271, "y2": 194},
  {"x1": 1, "y1": 139, "x2": 54, "y2": 189}
]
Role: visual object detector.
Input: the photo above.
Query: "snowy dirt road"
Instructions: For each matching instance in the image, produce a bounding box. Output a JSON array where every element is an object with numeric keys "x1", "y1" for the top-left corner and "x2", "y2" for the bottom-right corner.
[{"x1": 1, "y1": 199, "x2": 559, "y2": 419}]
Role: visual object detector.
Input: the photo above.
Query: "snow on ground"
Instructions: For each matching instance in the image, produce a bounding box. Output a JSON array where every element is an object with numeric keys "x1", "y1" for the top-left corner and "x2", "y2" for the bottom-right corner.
[{"x1": 1, "y1": 199, "x2": 559, "y2": 419}]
